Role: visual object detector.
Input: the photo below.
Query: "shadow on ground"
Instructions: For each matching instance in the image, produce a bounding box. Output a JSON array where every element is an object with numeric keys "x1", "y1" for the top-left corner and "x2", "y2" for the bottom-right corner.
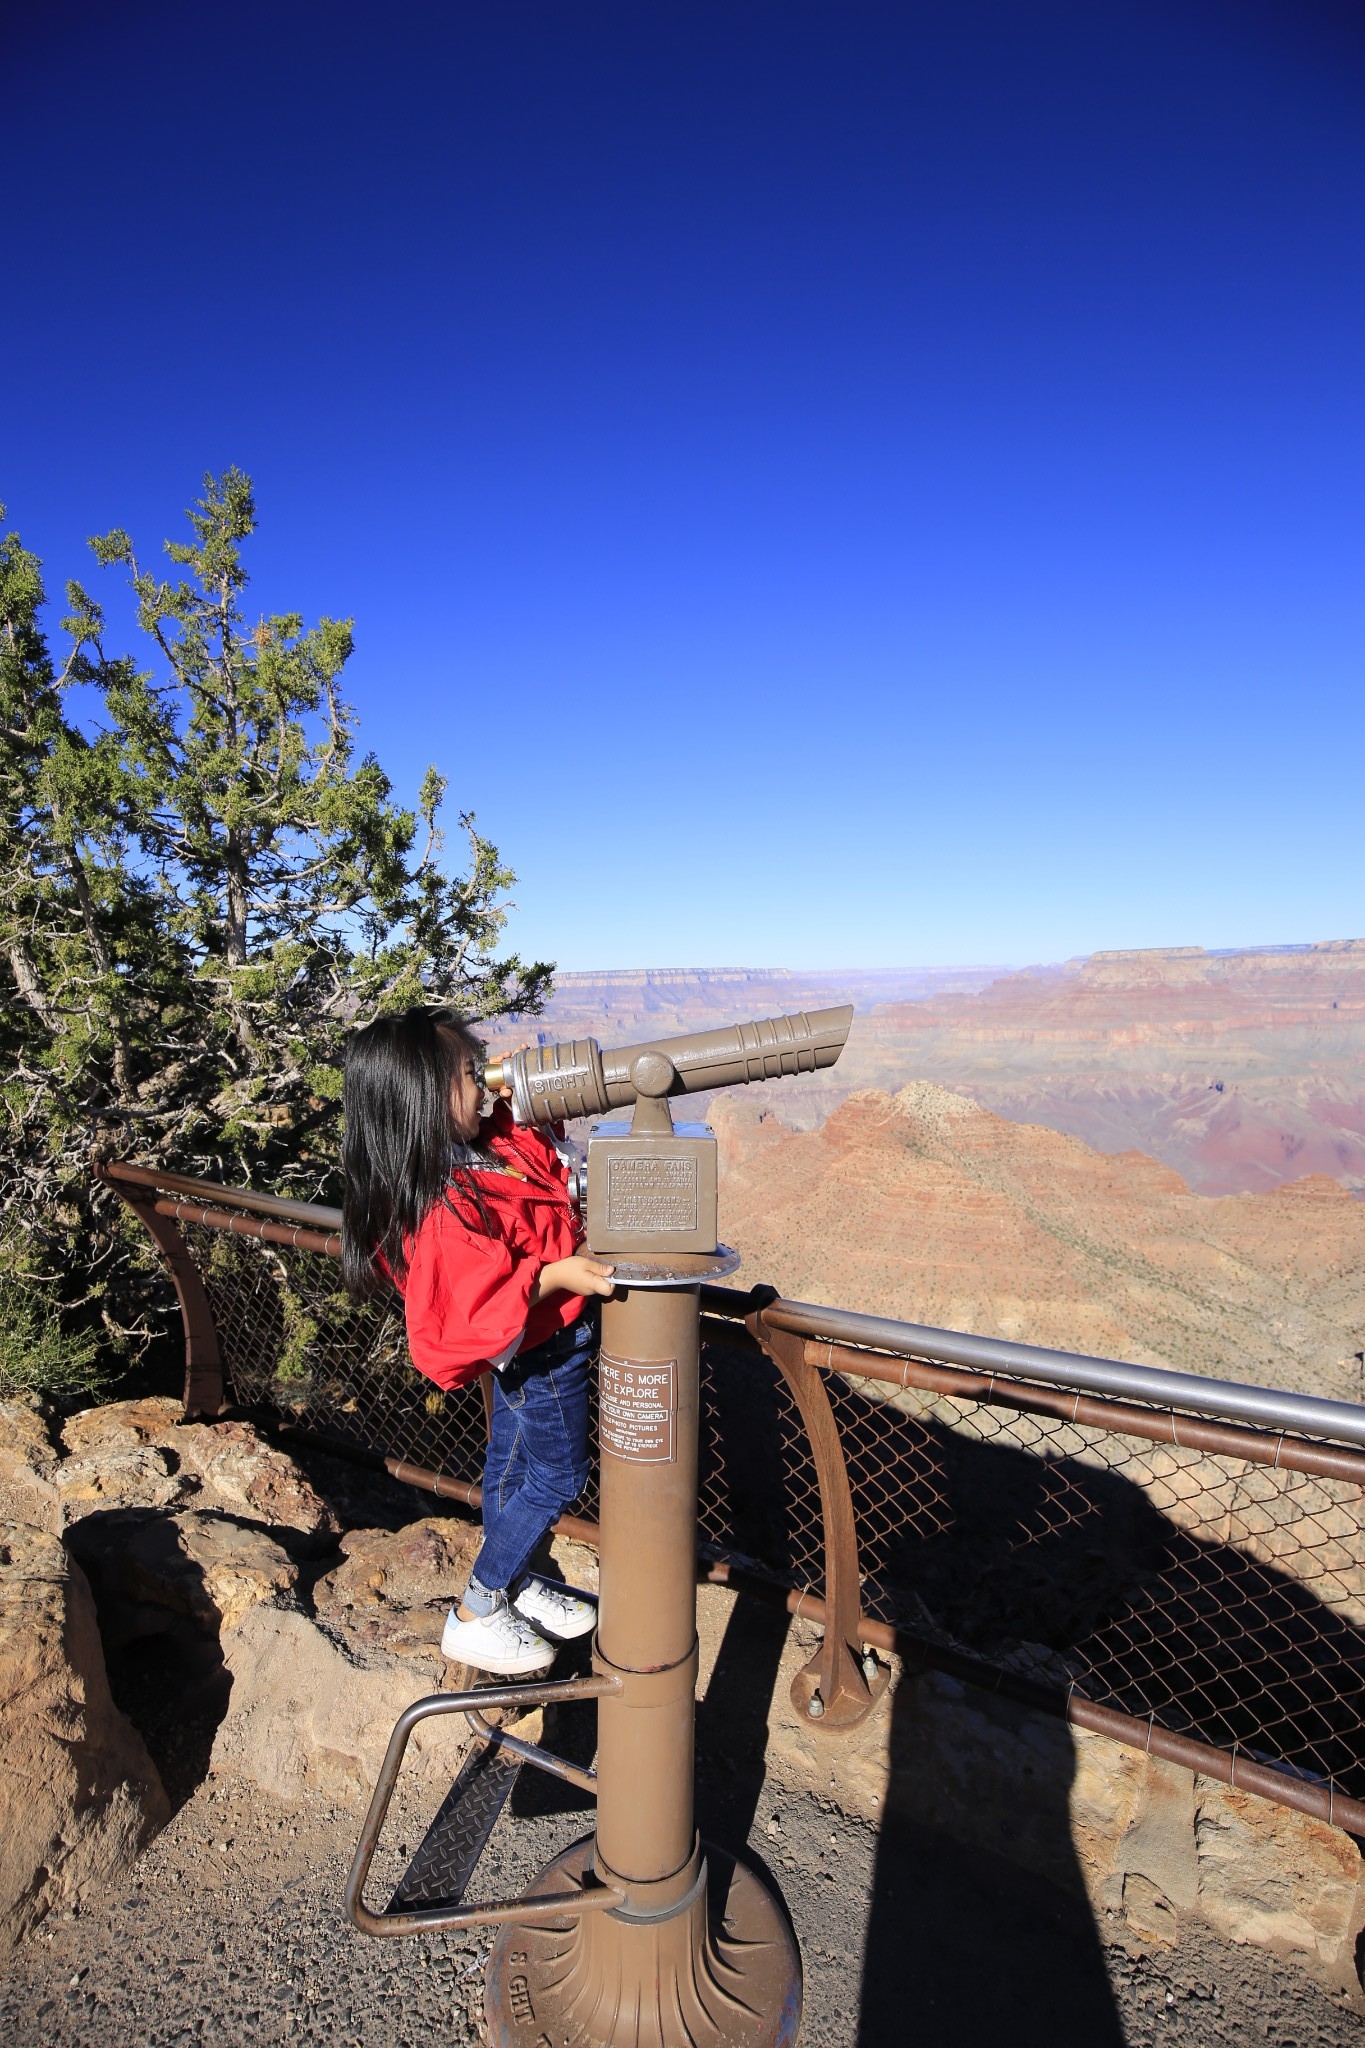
[
  {"x1": 856, "y1": 1727, "x2": 1124, "y2": 2047},
  {"x1": 689, "y1": 1585, "x2": 1124, "y2": 2047}
]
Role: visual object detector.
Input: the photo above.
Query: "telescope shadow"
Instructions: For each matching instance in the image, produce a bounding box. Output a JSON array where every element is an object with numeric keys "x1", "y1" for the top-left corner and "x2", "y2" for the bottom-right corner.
[
  {"x1": 855, "y1": 1785, "x2": 1126, "y2": 2048},
  {"x1": 695, "y1": 1593, "x2": 795, "y2": 1855},
  {"x1": 850, "y1": 1417, "x2": 1365, "y2": 2048},
  {"x1": 687, "y1": 1567, "x2": 1124, "y2": 2048}
]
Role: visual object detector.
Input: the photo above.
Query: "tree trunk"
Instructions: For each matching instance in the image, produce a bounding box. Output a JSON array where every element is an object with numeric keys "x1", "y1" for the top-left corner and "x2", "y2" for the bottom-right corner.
[
  {"x1": 225, "y1": 831, "x2": 248, "y2": 967},
  {"x1": 5, "y1": 939, "x2": 63, "y2": 1035}
]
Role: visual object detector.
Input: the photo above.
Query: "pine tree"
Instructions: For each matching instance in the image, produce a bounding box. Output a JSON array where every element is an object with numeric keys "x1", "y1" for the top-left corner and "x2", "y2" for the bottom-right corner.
[{"x1": 0, "y1": 472, "x2": 551, "y2": 1388}]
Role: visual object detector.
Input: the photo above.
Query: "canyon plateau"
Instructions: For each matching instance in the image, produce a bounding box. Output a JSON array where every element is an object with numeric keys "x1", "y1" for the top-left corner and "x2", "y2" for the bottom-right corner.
[{"x1": 711, "y1": 1082, "x2": 1365, "y2": 1400}]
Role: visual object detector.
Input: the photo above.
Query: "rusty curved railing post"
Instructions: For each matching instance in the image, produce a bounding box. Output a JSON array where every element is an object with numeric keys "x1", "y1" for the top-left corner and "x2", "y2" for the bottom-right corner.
[
  {"x1": 745, "y1": 1307, "x2": 888, "y2": 1730},
  {"x1": 96, "y1": 1163, "x2": 225, "y2": 1420}
]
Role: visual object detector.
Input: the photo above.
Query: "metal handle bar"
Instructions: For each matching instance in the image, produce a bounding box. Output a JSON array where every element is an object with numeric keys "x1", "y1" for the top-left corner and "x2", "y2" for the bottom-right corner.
[{"x1": 345, "y1": 1673, "x2": 623, "y2": 1937}]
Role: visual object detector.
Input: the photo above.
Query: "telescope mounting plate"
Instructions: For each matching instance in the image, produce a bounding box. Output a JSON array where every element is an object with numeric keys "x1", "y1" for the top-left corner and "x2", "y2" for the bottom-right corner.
[{"x1": 595, "y1": 1247, "x2": 741, "y2": 1289}]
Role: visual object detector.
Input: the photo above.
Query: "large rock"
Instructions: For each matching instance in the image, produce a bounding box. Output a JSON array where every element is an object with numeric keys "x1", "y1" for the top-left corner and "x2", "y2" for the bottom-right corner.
[
  {"x1": 1084, "y1": 1748, "x2": 1199, "y2": 1946},
  {"x1": 60, "y1": 1395, "x2": 185, "y2": 1459},
  {"x1": 313, "y1": 1515, "x2": 482, "y2": 1660},
  {"x1": 56, "y1": 1442, "x2": 189, "y2": 1520},
  {"x1": 210, "y1": 1604, "x2": 454, "y2": 1803},
  {"x1": 210, "y1": 1513, "x2": 570, "y2": 1801},
  {"x1": 59, "y1": 1400, "x2": 339, "y2": 1549},
  {"x1": 172, "y1": 1420, "x2": 339, "y2": 1545},
  {"x1": 1194, "y1": 1777, "x2": 1363, "y2": 1967},
  {"x1": 0, "y1": 1520, "x2": 168, "y2": 1952},
  {"x1": 0, "y1": 1398, "x2": 60, "y2": 1533},
  {"x1": 67, "y1": 1510, "x2": 299, "y2": 1645}
]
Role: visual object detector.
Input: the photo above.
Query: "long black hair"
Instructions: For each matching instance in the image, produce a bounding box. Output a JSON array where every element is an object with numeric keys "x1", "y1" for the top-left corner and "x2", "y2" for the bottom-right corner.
[{"x1": 340, "y1": 1007, "x2": 489, "y2": 1299}]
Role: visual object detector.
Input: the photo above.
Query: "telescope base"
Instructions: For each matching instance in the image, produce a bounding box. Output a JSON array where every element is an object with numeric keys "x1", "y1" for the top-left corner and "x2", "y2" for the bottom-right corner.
[{"x1": 484, "y1": 1836, "x2": 801, "y2": 2048}]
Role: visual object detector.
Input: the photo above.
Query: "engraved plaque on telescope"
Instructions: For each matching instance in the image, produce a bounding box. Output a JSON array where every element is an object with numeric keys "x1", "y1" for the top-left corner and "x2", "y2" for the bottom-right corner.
[
  {"x1": 606, "y1": 1154, "x2": 698, "y2": 1233},
  {"x1": 586, "y1": 1120, "x2": 718, "y2": 1254}
]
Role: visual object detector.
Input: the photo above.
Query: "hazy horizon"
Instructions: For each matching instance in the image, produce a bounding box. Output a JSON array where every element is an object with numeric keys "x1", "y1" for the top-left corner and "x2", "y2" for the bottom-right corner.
[{"x1": 547, "y1": 936, "x2": 1364, "y2": 977}]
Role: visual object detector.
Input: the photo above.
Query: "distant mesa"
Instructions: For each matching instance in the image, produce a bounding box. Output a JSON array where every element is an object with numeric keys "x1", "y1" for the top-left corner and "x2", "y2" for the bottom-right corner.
[
  {"x1": 525, "y1": 940, "x2": 1365, "y2": 1198},
  {"x1": 1090, "y1": 946, "x2": 1209, "y2": 958}
]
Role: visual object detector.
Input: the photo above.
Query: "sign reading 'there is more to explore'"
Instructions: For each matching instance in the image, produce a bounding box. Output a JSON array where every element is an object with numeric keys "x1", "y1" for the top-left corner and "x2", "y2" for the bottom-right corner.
[{"x1": 599, "y1": 1353, "x2": 678, "y2": 1463}]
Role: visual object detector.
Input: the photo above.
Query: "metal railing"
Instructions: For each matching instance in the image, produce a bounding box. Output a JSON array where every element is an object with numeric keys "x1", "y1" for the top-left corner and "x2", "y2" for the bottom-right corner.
[{"x1": 101, "y1": 1160, "x2": 1365, "y2": 1835}]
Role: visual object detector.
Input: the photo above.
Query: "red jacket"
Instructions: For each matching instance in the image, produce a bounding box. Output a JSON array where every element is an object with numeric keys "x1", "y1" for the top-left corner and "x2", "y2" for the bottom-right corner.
[{"x1": 390, "y1": 1102, "x2": 587, "y2": 1392}]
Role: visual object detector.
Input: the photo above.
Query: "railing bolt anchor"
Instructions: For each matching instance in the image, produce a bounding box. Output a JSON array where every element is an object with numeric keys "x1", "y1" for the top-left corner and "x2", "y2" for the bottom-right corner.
[
  {"x1": 807, "y1": 1690, "x2": 826, "y2": 1719},
  {"x1": 862, "y1": 1652, "x2": 881, "y2": 1685}
]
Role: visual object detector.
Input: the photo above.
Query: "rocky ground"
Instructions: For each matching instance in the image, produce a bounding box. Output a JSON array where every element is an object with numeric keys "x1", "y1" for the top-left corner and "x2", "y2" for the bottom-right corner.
[
  {"x1": 3, "y1": 1397, "x2": 1364, "y2": 2045},
  {"x1": 2, "y1": 1668, "x2": 1362, "y2": 2048}
]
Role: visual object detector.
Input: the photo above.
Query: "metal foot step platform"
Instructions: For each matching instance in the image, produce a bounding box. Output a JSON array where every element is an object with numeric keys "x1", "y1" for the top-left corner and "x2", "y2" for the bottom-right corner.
[{"x1": 387, "y1": 1734, "x2": 524, "y2": 1914}]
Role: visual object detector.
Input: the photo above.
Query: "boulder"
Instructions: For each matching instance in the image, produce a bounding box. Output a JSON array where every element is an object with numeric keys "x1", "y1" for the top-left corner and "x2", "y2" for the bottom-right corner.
[
  {"x1": 316, "y1": 1515, "x2": 482, "y2": 1619},
  {"x1": 210, "y1": 1514, "x2": 582, "y2": 1801},
  {"x1": 59, "y1": 1401, "x2": 339, "y2": 1549},
  {"x1": 1194, "y1": 1777, "x2": 1362, "y2": 1969},
  {"x1": 67, "y1": 1510, "x2": 299, "y2": 1645},
  {"x1": 0, "y1": 1398, "x2": 60, "y2": 1533},
  {"x1": 310, "y1": 1517, "x2": 595, "y2": 1665},
  {"x1": 313, "y1": 1515, "x2": 481, "y2": 1664},
  {"x1": 0, "y1": 1520, "x2": 168, "y2": 1952},
  {"x1": 1096, "y1": 1753, "x2": 1199, "y2": 1944},
  {"x1": 60, "y1": 1395, "x2": 184, "y2": 1457},
  {"x1": 172, "y1": 1420, "x2": 340, "y2": 1547},
  {"x1": 210, "y1": 1603, "x2": 454, "y2": 1803},
  {"x1": 57, "y1": 1442, "x2": 190, "y2": 1522}
]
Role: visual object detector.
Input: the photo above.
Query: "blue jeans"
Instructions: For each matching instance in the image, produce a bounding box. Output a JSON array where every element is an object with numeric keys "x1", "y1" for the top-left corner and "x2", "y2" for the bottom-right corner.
[{"x1": 472, "y1": 1314, "x2": 594, "y2": 1595}]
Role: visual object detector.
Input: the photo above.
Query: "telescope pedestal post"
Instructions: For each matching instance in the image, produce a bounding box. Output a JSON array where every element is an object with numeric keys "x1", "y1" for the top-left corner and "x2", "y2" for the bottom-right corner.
[{"x1": 484, "y1": 1280, "x2": 801, "y2": 2048}]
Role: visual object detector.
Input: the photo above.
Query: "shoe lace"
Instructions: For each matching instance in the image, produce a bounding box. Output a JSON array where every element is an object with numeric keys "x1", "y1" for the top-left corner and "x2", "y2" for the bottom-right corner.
[
  {"x1": 528, "y1": 1579, "x2": 585, "y2": 1616},
  {"x1": 504, "y1": 1607, "x2": 548, "y2": 1645}
]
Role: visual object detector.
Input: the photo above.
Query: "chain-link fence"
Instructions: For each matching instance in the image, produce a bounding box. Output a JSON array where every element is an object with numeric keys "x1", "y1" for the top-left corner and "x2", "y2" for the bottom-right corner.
[
  {"x1": 696, "y1": 1315, "x2": 1365, "y2": 1814},
  {"x1": 114, "y1": 1171, "x2": 1365, "y2": 1832},
  {"x1": 185, "y1": 1219, "x2": 492, "y2": 1488}
]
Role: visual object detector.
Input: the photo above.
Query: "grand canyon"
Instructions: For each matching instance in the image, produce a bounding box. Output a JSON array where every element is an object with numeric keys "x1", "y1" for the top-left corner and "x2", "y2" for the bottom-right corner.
[
  {"x1": 522, "y1": 942, "x2": 1365, "y2": 1392},
  {"x1": 527, "y1": 941, "x2": 1365, "y2": 1197}
]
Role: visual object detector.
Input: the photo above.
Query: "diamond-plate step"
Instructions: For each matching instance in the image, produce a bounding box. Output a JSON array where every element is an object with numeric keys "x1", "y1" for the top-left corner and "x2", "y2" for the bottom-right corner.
[{"x1": 388, "y1": 1738, "x2": 522, "y2": 1911}]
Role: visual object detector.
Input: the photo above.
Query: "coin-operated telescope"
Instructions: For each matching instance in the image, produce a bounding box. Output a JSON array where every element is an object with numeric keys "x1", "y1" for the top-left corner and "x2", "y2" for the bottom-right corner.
[
  {"x1": 486, "y1": 1006, "x2": 853, "y2": 1259},
  {"x1": 350, "y1": 1006, "x2": 855, "y2": 2048}
]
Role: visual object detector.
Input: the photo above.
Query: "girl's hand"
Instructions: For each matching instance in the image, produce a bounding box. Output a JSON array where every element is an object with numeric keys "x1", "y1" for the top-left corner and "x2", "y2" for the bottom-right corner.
[{"x1": 532, "y1": 1254, "x2": 617, "y2": 1303}]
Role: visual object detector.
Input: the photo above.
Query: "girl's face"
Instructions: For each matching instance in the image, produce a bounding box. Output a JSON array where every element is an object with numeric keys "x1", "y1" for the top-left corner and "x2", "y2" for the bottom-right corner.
[{"x1": 449, "y1": 1044, "x2": 485, "y2": 1141}]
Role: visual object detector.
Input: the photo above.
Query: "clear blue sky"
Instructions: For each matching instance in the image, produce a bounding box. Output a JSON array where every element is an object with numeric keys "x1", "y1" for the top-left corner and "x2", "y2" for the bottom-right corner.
[{"x1": 9, "y1": 1, "x2": 1364, "y2": 971}]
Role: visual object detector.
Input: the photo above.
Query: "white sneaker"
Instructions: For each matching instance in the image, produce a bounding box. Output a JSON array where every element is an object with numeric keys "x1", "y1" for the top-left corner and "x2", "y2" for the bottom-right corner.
[
  {"x1": 440, "y1": 1599, "x2": 555, "y2": 1675},
  {"x1": 512, "y1": 1576, "x2": 598, "y2": 1642}
]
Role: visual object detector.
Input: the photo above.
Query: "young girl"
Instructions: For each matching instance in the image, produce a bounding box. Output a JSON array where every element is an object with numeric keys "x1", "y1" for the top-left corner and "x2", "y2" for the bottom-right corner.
[{"x1": 340, "y1": 1007, "x2": 615, "y2": 1675}]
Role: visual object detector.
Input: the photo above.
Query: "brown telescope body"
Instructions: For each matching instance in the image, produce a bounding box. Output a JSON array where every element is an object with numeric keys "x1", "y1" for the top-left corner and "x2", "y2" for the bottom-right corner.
[
  {"x1": 484, "y1": 1004, "x2": 854, "y2": 1128},
  {"x1": 355, "y1": 1003, "x2": 859, "y2": 2042}
]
